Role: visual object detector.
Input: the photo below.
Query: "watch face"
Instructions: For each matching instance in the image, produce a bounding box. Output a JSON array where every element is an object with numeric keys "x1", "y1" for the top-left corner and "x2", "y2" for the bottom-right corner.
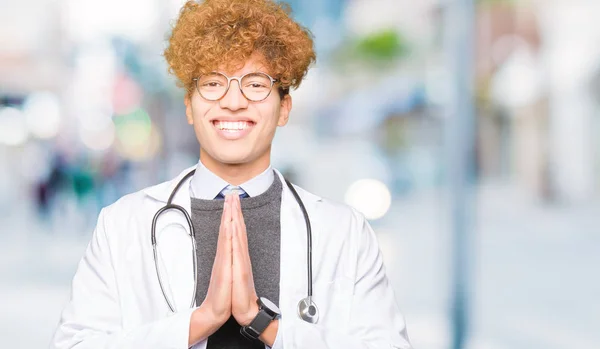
[{"x1": 260, "y1": 297, "x2": 281, "y2": 316}]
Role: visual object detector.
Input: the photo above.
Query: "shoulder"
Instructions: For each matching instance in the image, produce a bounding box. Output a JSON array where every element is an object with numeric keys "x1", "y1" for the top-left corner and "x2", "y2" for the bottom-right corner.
[
  {"x1": 96, "y1": 186, "x2": 157, "y2": 239},
  {"x1": 291, "y1": 184, "x2": 373, "y2": 272},
  {"x1": 292, "y1": 183, "x2": 367, "y2": 231},
  {"x1": 101, "y1": 166, "x2": 195, "y2": 223},
  {"x1": 101, "y1": 187, "x2": 152, "y2": 216}
]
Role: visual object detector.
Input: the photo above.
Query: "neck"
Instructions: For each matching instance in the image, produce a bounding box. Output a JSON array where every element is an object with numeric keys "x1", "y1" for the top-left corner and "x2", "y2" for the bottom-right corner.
[{"x1": 199, "y1": 149, "x2": 271, "y2": 186}]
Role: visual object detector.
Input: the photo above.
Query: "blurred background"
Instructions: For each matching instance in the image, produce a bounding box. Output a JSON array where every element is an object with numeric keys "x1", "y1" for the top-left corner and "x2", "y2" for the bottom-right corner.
[{"x1": 1, "y1": 0, "x2": 599, "y2": 348}]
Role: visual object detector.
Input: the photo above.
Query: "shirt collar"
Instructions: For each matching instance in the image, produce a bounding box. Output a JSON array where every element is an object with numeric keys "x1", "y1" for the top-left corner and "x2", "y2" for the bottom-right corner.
[{"x1": 189, "y1": 160, "x2": 274, "y2": 199}]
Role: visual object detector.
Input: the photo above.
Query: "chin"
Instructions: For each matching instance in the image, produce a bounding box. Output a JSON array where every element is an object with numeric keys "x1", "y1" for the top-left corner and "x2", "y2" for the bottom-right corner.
[
  {"x1": 218, "y1": 157, "x2": 251, "y2": 165},
  {"x1": 202, "y1": 142, "x2": 268, "y2": 167},
  {"x1": 211, "y1": 151, "x2": 254, "y2": 165}
]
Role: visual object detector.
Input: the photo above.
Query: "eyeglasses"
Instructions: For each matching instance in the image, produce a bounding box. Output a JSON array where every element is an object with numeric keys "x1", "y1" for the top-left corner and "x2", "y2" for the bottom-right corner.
[{"x1": 192, "y1": 72, "x2": 278, "y2": 102}]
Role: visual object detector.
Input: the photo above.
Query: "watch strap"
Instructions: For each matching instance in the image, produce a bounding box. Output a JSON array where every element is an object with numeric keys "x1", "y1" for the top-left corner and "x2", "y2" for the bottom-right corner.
[{"x1": 240, "y1": 299, "x2": 278, "y2": 340}]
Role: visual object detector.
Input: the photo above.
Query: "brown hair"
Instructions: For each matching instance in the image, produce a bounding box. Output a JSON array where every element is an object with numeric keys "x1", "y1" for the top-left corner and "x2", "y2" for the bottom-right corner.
[{"x1": 164, "y1": 0, "x2": 316, "y2": 97}]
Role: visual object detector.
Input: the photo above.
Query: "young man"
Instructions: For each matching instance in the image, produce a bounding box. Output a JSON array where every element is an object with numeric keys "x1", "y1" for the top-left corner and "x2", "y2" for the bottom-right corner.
[{"x1": 51, "y1": 0, "x2": 412, "y2": 348}]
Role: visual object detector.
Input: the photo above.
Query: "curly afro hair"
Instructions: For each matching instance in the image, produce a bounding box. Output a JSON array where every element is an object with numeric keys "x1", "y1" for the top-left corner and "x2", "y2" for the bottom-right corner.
[{"x1": 164, "y1": 0, "x2": 316, "y2": 97}]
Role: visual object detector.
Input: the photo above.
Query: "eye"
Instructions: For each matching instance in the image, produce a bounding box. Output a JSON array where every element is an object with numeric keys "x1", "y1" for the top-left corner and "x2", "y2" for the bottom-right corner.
[
  {"x1": 248, "y1": 82, "x2": 267, "y2": 88},
  {"x1": 202, "y1": 81, "x2": 224, "y2": 87}
]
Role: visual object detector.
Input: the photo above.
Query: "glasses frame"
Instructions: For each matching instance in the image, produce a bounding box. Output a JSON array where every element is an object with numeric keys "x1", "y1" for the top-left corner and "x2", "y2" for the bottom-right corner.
[{"x1": 192, "y1": 71, "x2": 278, "y2": 102}]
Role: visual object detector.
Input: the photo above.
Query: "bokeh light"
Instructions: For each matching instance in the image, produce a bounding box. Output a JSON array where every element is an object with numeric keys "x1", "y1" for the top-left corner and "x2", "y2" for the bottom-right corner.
[
  {"x1": 23, "y1": 92, "x2": 62, "y2": 139},
  {"x1": 114, "y1": 108, "x2": 160, "y2": 160},
  {"x1": 79, "y1": 120, "x2": 116, "y2": 151},
  {"x1": 0, "y1": 107, "x2": 28, "y2": 146},
  {"x1": 344, "y1": 178, "x2": 392, "y2": 220},
  {"x1": 78, "y1": 110, "x2": 114, "y2": 132}
]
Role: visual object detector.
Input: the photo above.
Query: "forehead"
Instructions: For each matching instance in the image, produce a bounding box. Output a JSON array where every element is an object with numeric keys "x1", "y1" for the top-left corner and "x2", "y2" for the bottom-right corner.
[{"x1": 217, "y1": 53, "x2": 272, "y2": 76}]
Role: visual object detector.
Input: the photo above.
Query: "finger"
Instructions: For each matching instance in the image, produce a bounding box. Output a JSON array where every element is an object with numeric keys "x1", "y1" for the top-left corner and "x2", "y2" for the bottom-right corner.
[
  {"x1": 231, "y1": 214, "x2": 249, "y2": 278},
  {"x1": 227, "y1": 194, "x2": 234, "y2": 223},
  {"x1": 231, "y1": 212, "x2": 240, "y2": 266},
  {"x1": 225, "y1": 195, "x2": 234, "y2": 256},
  {"x1": 217, "y1": 196, "x2": 233, "y2": 272},
  {"x1": 216, "y1": 196, "x2": 229, "y2": 257},
  {"x1": 226, "y1": 195, "x2": 234, "y2": 239},
  {"x1": 219, "y1": 198, "x2": 233, "y2": 285},
  {"x1": 236, "y1": 195, "x2": 244, "y2": 225},
  {"x1": 220, "y1": 194, "x2": 229, "y2": 226},
  {"x1": 230, "y1": 196, "x2": 243, "y2": 249},
  {"x1": 235, "y1": 194, "x2": 247, "y2": 232},
  {"x1": 233, "y1": 195, "x2": 249, "y2": 253},
  {"x1": 231, "y1": 195, "x2": 241, "y2": 233},
  {"x1": 231, "y1": 198, "x2": 246, "y2": 264},
  {"x1": 217, "y1": 195, "x2": 230, "y2": 248},
  {"x1": 223, "y1": 211, "x2": 233, "y2": 280},
  {"x1": 231, "y1": 194, "x2": 238, "y2": 222},
  {"x1": 231, "y1": 196, "x2": 253, "y2": 270},
  {"x1": 232, "y1": 194, "x2": 241, "y2": 223}
]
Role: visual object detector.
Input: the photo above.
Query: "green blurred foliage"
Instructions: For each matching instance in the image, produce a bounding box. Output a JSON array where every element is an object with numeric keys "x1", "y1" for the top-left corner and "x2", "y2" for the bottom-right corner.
[
  {"x1": 331, "y1": 28, "x2": 409, "y2": 71},
  {"x1": 355, "y1": 29, "x2": 408, "y2": 61}
]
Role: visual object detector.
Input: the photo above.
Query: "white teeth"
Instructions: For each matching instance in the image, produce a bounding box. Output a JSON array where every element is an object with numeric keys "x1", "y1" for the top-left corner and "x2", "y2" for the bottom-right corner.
[{"x1": 215, "y1": 121, "x2": 251, "y2": 131}]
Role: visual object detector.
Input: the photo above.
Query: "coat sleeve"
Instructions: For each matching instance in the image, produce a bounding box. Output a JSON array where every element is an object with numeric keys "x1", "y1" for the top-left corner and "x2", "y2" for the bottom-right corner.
[
  {"x1": 271, "y1": 210, "x2": 412, "y2": 349},
  {"x1": 50, "y1": 207, "x2": 204, "y2": 349}
]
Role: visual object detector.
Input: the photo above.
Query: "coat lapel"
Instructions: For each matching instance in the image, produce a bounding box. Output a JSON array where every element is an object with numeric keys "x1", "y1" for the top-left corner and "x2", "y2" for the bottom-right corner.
[{"x1": 275, "y1": 170, "x2": 322, "y2": 327}]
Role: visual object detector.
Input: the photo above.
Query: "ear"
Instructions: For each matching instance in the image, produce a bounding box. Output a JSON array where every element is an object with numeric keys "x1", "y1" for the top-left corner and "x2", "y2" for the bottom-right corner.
[
  {"x1": 277, "y1": 94, "x2": 292, "y2": 127},
  {"x1": 184, "y1": 93, "x2": 194, "y2": 125}
]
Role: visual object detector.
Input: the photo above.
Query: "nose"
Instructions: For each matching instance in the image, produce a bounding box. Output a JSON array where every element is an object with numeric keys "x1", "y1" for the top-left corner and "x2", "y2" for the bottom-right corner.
[{"x1": 219, "y1": 78, "x2": 249, "y2": 111}]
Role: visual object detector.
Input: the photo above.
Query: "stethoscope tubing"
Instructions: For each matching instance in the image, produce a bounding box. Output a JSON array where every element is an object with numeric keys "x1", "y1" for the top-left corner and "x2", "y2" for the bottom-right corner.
[
  {"x1": 150, "y1": 169, "x2": 316, "y2": 321},
  {"x1": 283, "y1": 178, "x2": 313, "y2": 299},
  {"x1": 151, "y1": 170, "x2": 199, "y2": 312}
]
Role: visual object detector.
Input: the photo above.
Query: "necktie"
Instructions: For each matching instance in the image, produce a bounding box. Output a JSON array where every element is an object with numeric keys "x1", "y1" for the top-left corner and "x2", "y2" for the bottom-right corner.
[{"x1": 214, "y1": 185, "x2": 250, "y2": 200}]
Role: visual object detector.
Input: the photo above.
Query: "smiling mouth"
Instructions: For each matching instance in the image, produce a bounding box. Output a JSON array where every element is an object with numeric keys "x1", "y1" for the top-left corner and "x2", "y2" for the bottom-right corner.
[
  {"x1": 211, "y1": 120, "x2": 255, "y2": 140},
  {"x1": 212, "y1": 120, "x2": 255, "y2": 131}
]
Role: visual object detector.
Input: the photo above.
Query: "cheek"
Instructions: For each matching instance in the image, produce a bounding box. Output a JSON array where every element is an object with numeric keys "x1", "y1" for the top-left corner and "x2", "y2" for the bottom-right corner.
[
  {"x1": 256, "y1": 104, "x2": 281, "y2": 127},
  {"x1": 191, "y1": 104, "x2": 215, "y2": 129}
]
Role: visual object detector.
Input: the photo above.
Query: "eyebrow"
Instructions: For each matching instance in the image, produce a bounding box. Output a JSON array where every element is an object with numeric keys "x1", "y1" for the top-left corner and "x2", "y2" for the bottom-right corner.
[{"x1": 211, "y1": 70, "x2": 273, "y2": 77}]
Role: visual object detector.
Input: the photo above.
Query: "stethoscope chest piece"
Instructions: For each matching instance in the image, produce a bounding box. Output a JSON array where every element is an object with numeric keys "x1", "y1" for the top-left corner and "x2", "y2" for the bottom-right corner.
[{"x1": 297, "y1": 296, "x2": 319, "y2": 324}]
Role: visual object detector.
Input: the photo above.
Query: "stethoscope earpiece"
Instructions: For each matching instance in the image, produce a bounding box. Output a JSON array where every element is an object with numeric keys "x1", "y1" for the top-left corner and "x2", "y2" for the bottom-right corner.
[{"x1": 297, "y1": 297, "x2": 319, "y2": 324}]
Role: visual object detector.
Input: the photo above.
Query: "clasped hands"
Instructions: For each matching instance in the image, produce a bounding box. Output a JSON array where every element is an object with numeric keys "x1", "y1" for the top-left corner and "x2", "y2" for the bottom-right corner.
[{"x1": 198, "y1": 193, "x2": 260, "y2": 333}]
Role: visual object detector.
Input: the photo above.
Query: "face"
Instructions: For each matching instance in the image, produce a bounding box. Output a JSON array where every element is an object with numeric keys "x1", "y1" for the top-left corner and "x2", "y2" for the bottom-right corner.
[{"x1": 184, "y1": 55, "x2": 292, "y2": 170}]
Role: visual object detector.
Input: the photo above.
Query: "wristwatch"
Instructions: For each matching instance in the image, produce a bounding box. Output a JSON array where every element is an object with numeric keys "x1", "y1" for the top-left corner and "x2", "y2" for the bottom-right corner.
[{"x1": 240, "y1": 297, "x2": 281, "y2": 340}]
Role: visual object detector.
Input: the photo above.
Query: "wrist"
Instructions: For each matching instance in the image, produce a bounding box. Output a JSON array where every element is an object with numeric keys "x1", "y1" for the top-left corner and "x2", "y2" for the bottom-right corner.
[
  {"x1": 195, "y1": 304, "x2": 226, "y2": 333},
  {"x1": 239, "y1": 297, "x2": 281, "y2": 342},
  {"x1": 258, "y1": 319, "x2": 279, "y2": 347},
  {"x1": 198, "y1": 302, "x2": 229, "y2": 325},
  {"x1": 237, "y1": 300, "x2": 260, "y2": 326},
  {"x1": 189, "y1": 307, "x2": 221, "y2": 346}
]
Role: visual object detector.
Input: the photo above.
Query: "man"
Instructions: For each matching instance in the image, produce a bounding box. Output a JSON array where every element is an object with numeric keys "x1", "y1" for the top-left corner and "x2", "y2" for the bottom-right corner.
[{"x1": 51, "y1": 0, "x2": 412, "y2": 348}]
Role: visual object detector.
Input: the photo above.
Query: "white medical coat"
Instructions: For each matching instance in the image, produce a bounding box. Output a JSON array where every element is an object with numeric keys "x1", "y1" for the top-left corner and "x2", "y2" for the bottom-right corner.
[{"x1": 50, "y1": 166, "x2": 412, "y2": 349}]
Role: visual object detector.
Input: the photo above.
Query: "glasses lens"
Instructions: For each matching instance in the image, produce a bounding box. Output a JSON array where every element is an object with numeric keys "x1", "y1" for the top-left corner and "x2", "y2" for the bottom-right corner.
[
  {"x1": 241, "y1": 73, "x2": 273, "y2": 101},
  {"x1": 197, "y1": 73, "x2": 228, "y2": 100}
]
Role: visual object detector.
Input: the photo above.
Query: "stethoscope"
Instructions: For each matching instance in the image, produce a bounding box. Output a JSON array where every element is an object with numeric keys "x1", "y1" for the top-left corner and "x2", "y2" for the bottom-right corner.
[{"x1": 151, "y1": 169, "x2": 320, "y2": 324}]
